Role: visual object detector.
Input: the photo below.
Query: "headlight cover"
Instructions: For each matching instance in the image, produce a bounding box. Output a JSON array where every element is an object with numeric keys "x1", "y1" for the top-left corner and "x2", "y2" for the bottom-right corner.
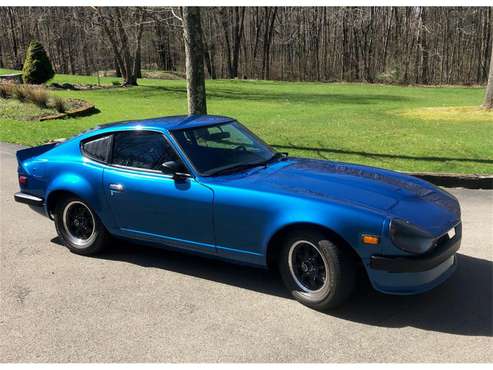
[{"x1": 389, "y1": 219, "x2": 434, "y2": 254}]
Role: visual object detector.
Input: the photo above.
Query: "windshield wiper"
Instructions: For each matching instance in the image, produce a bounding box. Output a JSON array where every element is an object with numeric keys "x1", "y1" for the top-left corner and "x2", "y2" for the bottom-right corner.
[
  {"x1": 208, "y1": 162, "x2": 265, "y2": 176},
  {"x1": 254, "y1": 152, "x2": 289, "y2": 168},
  {"x1": 265, "y1": 152, "x2": 288, "y2": 164},
  {"x1": 208, "y1": 152, "x2": 288, "y2": 177}
]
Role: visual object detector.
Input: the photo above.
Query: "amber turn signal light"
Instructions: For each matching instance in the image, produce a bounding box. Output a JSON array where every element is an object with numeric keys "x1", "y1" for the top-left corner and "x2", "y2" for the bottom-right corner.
[{"x1": 361, "y1": 234, "x2": 380, "y2": 245}]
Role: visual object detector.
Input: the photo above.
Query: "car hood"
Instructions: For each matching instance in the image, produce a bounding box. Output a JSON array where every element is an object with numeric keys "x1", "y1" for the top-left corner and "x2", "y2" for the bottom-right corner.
[{"x1": 211, "y1": 158, "x2": 460, "y2": 236}]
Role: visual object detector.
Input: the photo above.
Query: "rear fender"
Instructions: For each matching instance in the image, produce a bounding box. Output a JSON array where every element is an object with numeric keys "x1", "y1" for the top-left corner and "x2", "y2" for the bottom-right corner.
[
  {"x1": 46, "y1": 172, "x2": 116, "y2": 231},
  {"x1": 16, "y1": 143, "x2": 57, "y2": 172}
]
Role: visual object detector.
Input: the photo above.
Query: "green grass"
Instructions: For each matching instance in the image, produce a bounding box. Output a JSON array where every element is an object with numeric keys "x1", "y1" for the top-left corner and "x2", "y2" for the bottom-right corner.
[
  {"x1": 0, "y1": 68, "x2": 19, "y2": 75},
  {"x1": 0, "y1": 99, "x2": 59, "y2": 120},
  {"x1": 1, "y1": 68, "x2": 492, "y2": 174}
]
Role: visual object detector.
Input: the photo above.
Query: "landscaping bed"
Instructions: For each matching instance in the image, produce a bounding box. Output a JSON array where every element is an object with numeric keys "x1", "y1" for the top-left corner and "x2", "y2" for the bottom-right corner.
[
  {"x1": 38, "y1": 99, "x2": 96, "y2": 121},
  {"x1": 0, "y1": 83, "x2": 96, "y2": 121},
  {"x1": 0, "y1": 99, "x2": 59, "y2": 121}
]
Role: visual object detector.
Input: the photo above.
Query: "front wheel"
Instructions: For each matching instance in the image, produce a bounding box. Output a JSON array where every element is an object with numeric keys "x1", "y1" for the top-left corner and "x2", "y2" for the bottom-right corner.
[
  {"x1": 54, "y1": 196, "x2": 110, "y2": 255},
  {"x1": 278, "y1": 230, "x2": 356, "y2": 310}
]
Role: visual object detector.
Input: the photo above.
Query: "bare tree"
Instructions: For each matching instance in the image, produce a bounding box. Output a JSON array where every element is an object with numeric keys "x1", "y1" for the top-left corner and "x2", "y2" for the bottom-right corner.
[
  {"x1": 6, "y1": 7, "x2": 21, "y2": 68},
  {"x1": 93, "y1": 7, "x2": 145, "y2": 86},
  {"x1": 1, "y1": 7, "x2": 491, "y2": 86},
  {"x1": 261, "y1": 7, "x2": 277, "y2": 80},
  {"x1": 217, "y1": 7, "x2": 245, "y2": 78},
  {"x1": 182, "y1": 7, "x2": 207, "y2": 115}
]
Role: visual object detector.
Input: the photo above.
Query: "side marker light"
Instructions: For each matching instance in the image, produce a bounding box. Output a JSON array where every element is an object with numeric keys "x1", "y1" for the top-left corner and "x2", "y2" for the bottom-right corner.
[{"x1": 362, "y1": 234, "x2": 380, "y2": 245}]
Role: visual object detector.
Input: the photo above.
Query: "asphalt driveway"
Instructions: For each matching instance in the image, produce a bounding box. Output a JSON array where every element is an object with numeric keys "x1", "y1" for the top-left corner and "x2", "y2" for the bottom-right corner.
[{"x1": 1, "y1": 141, "x2": 492, "y2": 362}]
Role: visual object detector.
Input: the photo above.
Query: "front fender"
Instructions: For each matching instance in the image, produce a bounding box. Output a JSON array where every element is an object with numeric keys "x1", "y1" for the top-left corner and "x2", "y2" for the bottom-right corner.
[
  {"x1": 211, "y1": 183, "x2": 387, "y2": 267},
  {"x1": 260, "y1": 198, "x2": 387, "y2": 263}
]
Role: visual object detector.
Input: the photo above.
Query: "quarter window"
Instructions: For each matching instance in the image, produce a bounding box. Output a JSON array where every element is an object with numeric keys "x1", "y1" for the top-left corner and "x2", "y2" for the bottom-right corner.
[
  {"x1": 111, "y1": 131, "x2": 179, "y2": 170},
  {"x1": 82, "y1": 135, "x2": 112, "y2": 163}
]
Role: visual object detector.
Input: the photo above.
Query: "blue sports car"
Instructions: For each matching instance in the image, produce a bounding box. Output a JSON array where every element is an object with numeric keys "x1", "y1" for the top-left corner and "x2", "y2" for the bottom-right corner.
[{"x1": 14, "y1": 115, "x2": 461, "y2": 309}]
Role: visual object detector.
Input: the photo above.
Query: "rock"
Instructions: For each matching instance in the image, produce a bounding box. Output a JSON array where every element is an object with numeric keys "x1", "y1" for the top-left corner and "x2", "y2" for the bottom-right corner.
[
  {"x1": 61, "y1": 83, "x2": 77, "y2": 90},
  {"x1": 0, "y1": 73, "x2": 22, "y2": 84},
  {"x1": 49, "y1": 82, "x2": 64, "y2": 89}
]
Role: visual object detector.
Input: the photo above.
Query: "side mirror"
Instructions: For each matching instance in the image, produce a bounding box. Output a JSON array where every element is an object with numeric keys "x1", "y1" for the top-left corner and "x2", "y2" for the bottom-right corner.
[{"x1": 160, "y1": 161, "x2": 191, "y2": 180}]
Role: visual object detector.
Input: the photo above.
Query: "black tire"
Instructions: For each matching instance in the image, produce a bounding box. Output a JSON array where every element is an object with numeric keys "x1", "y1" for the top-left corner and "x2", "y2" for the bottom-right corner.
[
  {"x1": 278, "y1": 230, "x2": 356, "y2": 310},
  {"x1": 54, "y1": 195, "x2": 110, "y2": 256}
]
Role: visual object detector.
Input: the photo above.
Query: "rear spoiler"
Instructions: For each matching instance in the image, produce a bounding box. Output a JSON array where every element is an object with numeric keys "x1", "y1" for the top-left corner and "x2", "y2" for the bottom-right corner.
[{"x1": 16, "y1": 142, "x2": 58, "y2": 165}]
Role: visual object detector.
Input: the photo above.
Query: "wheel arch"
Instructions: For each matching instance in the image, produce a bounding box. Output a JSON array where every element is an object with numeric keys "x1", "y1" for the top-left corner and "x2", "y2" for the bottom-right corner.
[
  {"x1": 45, "y1": 173, "x2": 102, "y2": 218},
  {"x1": 46, "y1": 189, "x2": 82, "y2": 219},
  {"x1": 265, "y1": 222, "x2": 362, "y2": 270}
]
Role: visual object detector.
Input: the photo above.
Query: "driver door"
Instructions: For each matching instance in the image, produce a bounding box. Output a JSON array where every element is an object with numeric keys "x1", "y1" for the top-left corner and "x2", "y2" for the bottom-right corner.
[{"x1": 103, "y1": 130, "x2": 215, "y2": 253}]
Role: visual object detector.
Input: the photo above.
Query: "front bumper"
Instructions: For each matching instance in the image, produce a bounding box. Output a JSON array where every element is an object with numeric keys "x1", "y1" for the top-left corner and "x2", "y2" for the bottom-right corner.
[
  {"x1": 366, "y1": 223, "x2": 461, "y2": 295},
  {"x1": 370, "y1": 229, "x2": 461, "y2": 273}
]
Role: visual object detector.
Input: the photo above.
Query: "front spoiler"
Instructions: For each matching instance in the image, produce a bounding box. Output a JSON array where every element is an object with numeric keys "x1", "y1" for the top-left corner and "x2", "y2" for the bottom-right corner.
[
  {"x1": 369, "y1": 255, "x2": 457, "y2": 295},
  {"x1": 370, "y1": 230, "x2": 461, "y2": 273}
]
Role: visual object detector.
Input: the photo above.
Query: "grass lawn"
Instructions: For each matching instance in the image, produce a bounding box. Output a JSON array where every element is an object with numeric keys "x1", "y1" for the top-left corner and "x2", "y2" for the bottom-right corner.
[{"x1": 1, "y1": 68, "x2": 492, "y2": 174}]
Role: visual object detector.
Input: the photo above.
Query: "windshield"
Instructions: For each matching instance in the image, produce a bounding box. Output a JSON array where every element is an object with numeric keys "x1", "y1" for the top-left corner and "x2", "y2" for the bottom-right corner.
[{"x1": 171, "y1": 121, "x2": 276, "y2": 176}]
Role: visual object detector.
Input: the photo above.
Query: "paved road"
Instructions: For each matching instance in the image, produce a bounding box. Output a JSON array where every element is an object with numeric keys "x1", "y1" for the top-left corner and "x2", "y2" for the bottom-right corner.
[{"x1": 1, "y1": 141, "x2": 492, "y2": 362}]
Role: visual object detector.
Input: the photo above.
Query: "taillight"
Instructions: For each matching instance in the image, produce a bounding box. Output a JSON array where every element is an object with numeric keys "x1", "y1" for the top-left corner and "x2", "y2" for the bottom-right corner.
[{"x1": 18, "y1": 175, "x2": 28, "y2": 186}]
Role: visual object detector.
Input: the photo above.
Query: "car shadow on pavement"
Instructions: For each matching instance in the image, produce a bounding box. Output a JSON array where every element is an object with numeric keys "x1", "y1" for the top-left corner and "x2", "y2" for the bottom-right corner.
[
  {"x1": 51, "y1": 236, "x2": 291, "y2": 299},
  {"x1": 330, "y1": 253, "x2": 492, "y2": 337},
  {"x1": 51, "y1": 237, "x2": 492, "y2": 337}
]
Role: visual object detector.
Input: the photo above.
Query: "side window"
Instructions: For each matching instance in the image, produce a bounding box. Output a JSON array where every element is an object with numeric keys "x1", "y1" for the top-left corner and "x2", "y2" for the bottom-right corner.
[
  {"x1": 111, "y1": 131, "x2": 179, "y2": 170},
  {"x1": 82, "y1": 135, "x2": 112, "y2": 163}
]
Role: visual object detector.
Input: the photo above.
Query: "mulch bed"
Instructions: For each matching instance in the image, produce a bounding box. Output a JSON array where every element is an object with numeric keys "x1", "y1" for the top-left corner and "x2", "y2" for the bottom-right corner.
[
  {"x1": 49, "y1": 82, "x2": 119, "y2": 91},
  {"x1": 38, "y1": 99, "x2": 96, "y2": 121}
]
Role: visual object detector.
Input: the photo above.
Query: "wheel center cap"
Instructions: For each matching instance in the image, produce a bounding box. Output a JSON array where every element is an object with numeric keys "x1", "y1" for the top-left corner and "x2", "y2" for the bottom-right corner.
[{"x1": 301, "y1": 261, "x2": 311, "y2": 273}]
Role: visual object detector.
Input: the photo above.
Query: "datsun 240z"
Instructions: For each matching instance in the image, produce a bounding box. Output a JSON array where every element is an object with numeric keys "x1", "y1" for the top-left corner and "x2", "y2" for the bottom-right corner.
[{"x1": 14, "y1": 115, "x2": 462, "y2": 309}]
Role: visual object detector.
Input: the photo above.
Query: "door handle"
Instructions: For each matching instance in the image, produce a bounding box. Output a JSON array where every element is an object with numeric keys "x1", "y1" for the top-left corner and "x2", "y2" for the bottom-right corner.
[{"x1": 109, "y1": 183, "x2": 124, "y2": 192}]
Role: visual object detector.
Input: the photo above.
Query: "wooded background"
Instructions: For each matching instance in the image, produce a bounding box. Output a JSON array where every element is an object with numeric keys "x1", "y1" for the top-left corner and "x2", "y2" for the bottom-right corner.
[{"x1": 0, "y1": 7, "x2": 491, "y2": 85}]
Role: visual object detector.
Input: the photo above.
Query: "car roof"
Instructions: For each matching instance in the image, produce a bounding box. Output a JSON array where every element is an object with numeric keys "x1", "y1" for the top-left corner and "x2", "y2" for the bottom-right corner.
[{"x1": 89, "y1": 115, "x2": 236, "y2": 135}]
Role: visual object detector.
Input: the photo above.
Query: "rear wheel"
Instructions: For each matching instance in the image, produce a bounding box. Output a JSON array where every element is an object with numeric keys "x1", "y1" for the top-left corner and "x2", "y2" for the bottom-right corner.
[
  {"x1": 54, "y1": 196, "x2": 109, "y2": 255},
  {"x1": 278, "y1": 230, "x2": 356, "y2": 310}
]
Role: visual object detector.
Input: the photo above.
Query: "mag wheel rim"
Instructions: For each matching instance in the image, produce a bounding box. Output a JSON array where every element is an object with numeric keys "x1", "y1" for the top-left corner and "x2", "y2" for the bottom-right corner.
[
  {"x1": 62, "y1": 201, "x2": 96, "y2": 248},
  {"x1": 288, "y1": 240, "x2": 329, "y2": 293}
]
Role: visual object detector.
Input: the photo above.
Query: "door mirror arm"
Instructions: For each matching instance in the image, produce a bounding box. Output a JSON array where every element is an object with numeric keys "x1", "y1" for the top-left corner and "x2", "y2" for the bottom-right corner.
[
  {"x1": 173, "y1": 172, "x2": 192, "y2": 181},
  {"x1": 160, "y1": 161, "x2": 191, "y2": 180}
]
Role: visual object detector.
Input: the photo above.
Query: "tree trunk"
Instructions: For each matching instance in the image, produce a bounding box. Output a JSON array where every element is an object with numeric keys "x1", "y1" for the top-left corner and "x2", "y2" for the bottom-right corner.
[
  {"x1": 231, "y1": 7, "x2": 245, "y2": 78},
  {"x1": 132, "y1": 9, "x2": 145, "y2": 81},
  {"x1": 203, "y1": 36, "x2": 216, "y2": 79},
  {"x1": 0, "y1": 42, "x2": 4, "y2": 68},
  {"x1": 482, "y1": 33, "x2": 493, "y2": 109},
  {"x1": 94, "y1": 7, "x2": 143, "y2": 86},
  {"x1": 182, "y1": 7, "x2": 207, "y2": 115},
  {"x1": 261, "y1": 7, "x2": 277, "y2": 80},
  {"x1": 421, "y1": 8, "x2": 429, "y2": 84},
  {"x1": 218, "y1": 8, "x2": 234, "y2": 78},
  {"x1": 95, "y1": 8, "x2": 126, "y2": 81},
  {"x1": 115, "y1": 57, "x2": 122, "y2": 77},
  {"x1": 114, "y1": 8, "x2": 135, "y2": 86},
  {"x1": 7, "y1": 7, "x2": 20, "y2": 68},
  {"x1": 81, "y1": 42, "x2": 90, "y2": 75}
]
